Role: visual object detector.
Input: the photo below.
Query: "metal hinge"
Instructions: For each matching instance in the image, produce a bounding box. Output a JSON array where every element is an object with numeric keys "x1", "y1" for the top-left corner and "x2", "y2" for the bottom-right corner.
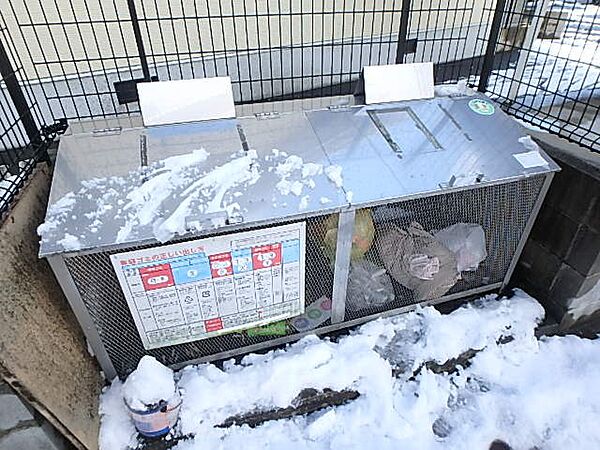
[
  {"x1": 327, "y1": 104, "x2": 351, "y2": 111},
  {"x1": 40, "y1": 118, "x2": 68, "y2": 141},
  {"x1": 92, "y1": 127, "x2": 122, "y2": 136},
  {"x1": 254, "y1": 111, "x2": 280, "y2": 119}
]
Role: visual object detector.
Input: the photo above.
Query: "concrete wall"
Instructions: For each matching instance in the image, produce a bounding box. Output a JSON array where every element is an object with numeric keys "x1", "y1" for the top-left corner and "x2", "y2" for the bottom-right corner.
[
  {"x1": 513, "y1": 131, "x2": 600, "y2": 328},
  {"x1": 0, "y1": 165, "x2": 102, "y2": 450}
]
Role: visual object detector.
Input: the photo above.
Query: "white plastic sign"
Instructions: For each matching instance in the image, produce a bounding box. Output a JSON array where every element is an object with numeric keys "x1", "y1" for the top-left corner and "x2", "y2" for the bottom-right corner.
[
  {"x1": 364, "y1": 62, "x2": 434, "y2": 104},
  {"x1": 110, "y1": 222, "x2": 306, "y2": 349},
  {"x1": 513, "y1": 151, "x2": 549, "y2": 169},
  {"x1": 138, "y1": 77, "x2": 236, "y2": 126}
]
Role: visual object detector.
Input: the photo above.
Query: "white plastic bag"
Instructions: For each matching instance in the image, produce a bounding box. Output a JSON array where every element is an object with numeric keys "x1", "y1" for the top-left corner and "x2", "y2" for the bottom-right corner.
[
  {"x1": 346, "y1": 259, "x2": 395, "y2": 312},
  {"x1": 434, "y1": 223, "x2": 487, "y2": 272}
]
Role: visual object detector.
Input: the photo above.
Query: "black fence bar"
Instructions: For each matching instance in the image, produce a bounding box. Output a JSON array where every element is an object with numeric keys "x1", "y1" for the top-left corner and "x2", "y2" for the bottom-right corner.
[
  {"x1": 395, "y1": 0, "x2": 412, "y2": 64},
  {"x1": 0, "y1": 38, "x2": 39, "y2": 144},
  {"x1": 126, "y1": 0, "x2": 151, "y2": 81},
  {"x1": 477, "y1": 0, "x2": 506, "y2": 93}
]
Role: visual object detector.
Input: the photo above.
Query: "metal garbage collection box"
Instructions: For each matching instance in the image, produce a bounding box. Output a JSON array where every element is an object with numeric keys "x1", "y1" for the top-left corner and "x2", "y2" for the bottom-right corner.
[{"x1": 39, "y1": 93, "x2": 559, "y2": 379}]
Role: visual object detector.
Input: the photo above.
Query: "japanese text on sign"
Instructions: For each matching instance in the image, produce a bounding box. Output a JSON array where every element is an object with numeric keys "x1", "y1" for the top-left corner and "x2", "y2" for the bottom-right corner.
[{"x1": 110, "y1": 223, "x2": 306, "y2": 349}]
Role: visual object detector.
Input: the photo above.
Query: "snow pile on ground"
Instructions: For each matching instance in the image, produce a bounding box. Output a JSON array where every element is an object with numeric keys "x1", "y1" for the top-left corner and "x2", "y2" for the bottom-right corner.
[
  {"x1": 434, "y1": 80, "x2": 476, "y2": 98},
  {"x1": 122, "y1": 355, "x2": 177, "y2": 410},
  {"x1": 0, "y1": 159, "x2": 36, "y2": 215},
  {"x1": 98, "y1": 290, "x2": 600, "y2": 450}
]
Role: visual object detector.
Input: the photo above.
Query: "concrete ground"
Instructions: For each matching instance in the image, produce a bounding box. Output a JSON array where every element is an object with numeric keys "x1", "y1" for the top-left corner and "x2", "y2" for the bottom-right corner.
[{"x1": 0, "y1": 381, "x2": 74, "y2": 450}]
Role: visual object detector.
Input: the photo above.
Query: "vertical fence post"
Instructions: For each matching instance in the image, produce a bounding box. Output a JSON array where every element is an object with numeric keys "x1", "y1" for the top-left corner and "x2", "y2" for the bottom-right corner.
[
  {"x1": 0, "y1": 39, "x2": 39, "y2": 145},
  {"x1": 477, "y1": 0, "x2": 507, "y2": 93},
  {"x1": 126, "y1": 0, "x2": 151, "y2": 81},
  {"x1": 395, "y1": 0, "x2": 412, "y2": 64}
]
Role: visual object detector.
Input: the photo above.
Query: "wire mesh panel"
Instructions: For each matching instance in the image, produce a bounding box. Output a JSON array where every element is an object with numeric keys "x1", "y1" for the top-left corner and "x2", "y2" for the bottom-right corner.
[
  {"x1": 61, "y1": 175, "x2": 548, "y2": 377},
  {"x1": 344, "y1": 175, "x2": 547, "y2": 321},
  {"x1": 64, "y1": 215, "x2": 336, "y2": 378},
  {"x1": 1, "y1": 0, "x2": 598, "y2": 149},
  {"x1": 3, "y1": 0, "x2": 147, "y2": 121},
  {"x1": 480, "y1": 0, "x2": 600, "y2": 150},
  {"x1": 136, "y1": 0, "x2": 403, "y2": 102}
]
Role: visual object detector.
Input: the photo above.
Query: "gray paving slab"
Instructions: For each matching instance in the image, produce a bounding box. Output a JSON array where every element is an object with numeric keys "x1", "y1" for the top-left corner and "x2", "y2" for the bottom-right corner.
[
  {"x1": 0, "y1": 394, "x2": 34, "y2": 432},
  {"x1": 0, "y1": 427, "x2": 60, "y2": 450}
]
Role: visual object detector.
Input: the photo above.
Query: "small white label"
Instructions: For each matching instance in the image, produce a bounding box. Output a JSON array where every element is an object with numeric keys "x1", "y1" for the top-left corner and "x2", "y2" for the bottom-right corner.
[{"x1": 513, "y1": 151, "x2": 549, "y2": 169}]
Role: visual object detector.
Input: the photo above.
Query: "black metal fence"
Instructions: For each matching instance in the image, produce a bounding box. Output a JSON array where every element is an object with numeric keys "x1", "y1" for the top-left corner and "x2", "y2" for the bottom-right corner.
[
  {"x1": 480, "y1": 0, "x2": 600, "y2": 149},
  {"x1": 0, "y1": 13, "x2": 46, "y2": 218},
  {"x1": 0, "y1": 0, "x2": 598, "y2": 219},
  {"x1": 2, "y1": 0, "x2": 488, "y2": 121}
]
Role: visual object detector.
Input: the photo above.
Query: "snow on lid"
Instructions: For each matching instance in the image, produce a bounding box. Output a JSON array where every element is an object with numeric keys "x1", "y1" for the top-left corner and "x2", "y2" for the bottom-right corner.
[
  {"x1": 39, "y1": 147, "x2": 348, "y2": 254},
  {"x1": 56, "y1": 233, "x2": 81, "y2": 251},
  {"x1": 274, "y1": 155, "x2": 325, "y2": 199},
  {"x1": 149, "y1": 149, "x2": 260, "y2": 243},
  {"x1": 518, "y1": 135, "x2": 541, "y2": 152},
  {"x1": 324, "y1": 165, "x2": 343, "y2": 189},
  {"x1": 298, "y1": 195, "x2": 309, "y2": 211},
  {"x1": 122, "y1": 356, "x2": 176, "y2": 410},
  {"x1": 36, "y1": 192, "x2": 76, "y2": 236}
]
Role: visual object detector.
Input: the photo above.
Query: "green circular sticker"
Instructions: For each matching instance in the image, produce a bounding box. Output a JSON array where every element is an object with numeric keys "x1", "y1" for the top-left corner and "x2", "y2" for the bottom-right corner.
[{"x1": 468, "y1": 98, "x2": 495, "y2": 116}]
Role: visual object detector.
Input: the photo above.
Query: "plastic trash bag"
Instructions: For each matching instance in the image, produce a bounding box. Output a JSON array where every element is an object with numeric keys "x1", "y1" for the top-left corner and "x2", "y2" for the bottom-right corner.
[
  {"x1": 376, "y1": 221, "x2": 459, "y2": 301},
  {"x1": 322, "y1": 209, "x2": 375, "y2": 263},
  {"x1": 346, "y1": 259, "x2": 395, "y2": 312},
  {"x1": 434, "y1": 223, "x2": 487, "y2": 272}
]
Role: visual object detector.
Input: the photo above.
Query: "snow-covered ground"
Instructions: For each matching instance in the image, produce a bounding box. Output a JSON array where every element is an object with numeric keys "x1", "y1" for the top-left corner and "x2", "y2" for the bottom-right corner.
[
  {"x1": 488, "y1": 1, "x2": 600, "y2": 138},
  {"x1": 99, "y1": 289, "x2": 600, "y2": 450},
  {"x1": 0, "y1": 159, "x2": 34, "y2": 216}
]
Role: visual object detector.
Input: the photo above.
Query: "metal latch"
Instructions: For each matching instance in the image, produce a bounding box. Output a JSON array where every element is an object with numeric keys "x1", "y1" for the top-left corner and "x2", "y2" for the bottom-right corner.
[
  {"x1": 185, "y1": 210, "x2": 244, "y2": 232},
  {"x1": 439, "y1": 173, "x2": 485, "y2": 189}
]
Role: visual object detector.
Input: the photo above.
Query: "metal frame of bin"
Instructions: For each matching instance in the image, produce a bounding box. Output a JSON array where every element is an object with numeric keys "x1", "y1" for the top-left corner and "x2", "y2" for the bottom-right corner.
[{"x1": 41, "y1": 93, "x2": 558, "y2": 380}]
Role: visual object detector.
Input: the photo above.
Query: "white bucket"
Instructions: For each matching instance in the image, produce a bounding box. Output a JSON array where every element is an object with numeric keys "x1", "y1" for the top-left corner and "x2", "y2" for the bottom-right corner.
[{"x1": 125, "y1": 396, "x2": 182, "y2": 438}]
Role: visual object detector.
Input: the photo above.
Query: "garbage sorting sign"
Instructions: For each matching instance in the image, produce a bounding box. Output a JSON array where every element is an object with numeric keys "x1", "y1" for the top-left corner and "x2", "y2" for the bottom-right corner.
[{"x1": 110, "y1": 222, "x2": 306, "y2": 349}]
